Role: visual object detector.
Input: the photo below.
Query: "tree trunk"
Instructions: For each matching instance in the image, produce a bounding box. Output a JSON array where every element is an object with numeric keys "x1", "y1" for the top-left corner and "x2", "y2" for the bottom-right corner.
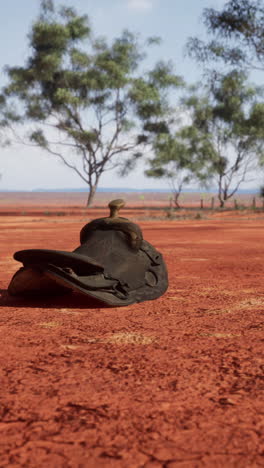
[
  {"x1": 218, "y1": 193, "x2": 225, "y2": 208},
  {"x1": 218, "y1": 177, "x2": 225, "y2": 208},
  {"x1": 218, "y1": 186, "x2": 225, "y2": 208},
  {"x1": 173, "y1": 192, "x2": 181, "y2": 209},
  {"x1": 86, "y1": 184, "x2": 97, "y2": 207}
]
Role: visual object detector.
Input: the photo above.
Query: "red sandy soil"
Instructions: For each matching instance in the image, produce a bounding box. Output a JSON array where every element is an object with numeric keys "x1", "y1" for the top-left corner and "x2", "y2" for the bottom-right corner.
[
  {"x1": 0, "y1": 191, "x2": 262, "y2": 213},
  {"x1": 0, "y1": 212, "x2": 263, "y2": 467}
]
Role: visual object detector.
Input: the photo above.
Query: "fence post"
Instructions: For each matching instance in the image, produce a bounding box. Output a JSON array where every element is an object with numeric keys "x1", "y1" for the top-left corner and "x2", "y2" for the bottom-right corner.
[
  {"x1": 211, "y1": 197, "x2": 215, "y2": 210},
  {"x1": 252, "y1": 196, "x2": 256, "y2": 209},
  {"x1": 200, "y1": 199, "x2": 203, "y2": 209},
  {"x1": 234, "y1": 199, "x2": 238, "y2": 210}
]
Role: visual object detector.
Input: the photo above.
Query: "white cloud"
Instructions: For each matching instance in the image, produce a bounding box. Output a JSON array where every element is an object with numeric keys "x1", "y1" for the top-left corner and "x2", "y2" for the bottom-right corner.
[{"x1": 127, "y1": 0, "x2": 153, "y2": 12}]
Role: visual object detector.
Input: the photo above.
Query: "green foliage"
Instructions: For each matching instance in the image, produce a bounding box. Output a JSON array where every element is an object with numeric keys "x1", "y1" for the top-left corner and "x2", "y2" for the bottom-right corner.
[
  {"x1": 2, "y1": 0, "x2": 183, "y2": 205},
  {"x1": 181, "y1": 71, "x2": 264, "y2": 206},
  {"x1": 149, "y1": 61, "x2": 184, "y2": 88},
  {"x1": 187, "y1": 0, "x2": 264, "y2": 71},
  {"x1": 145, "y1": 131, "x2": 206, "y2": 207},
  {"x1": 146, "y1": 69, "x2": 264, "y2": 207},
  {"x1": 30, "y1": 129, "x2": 48, "y2": 148}
]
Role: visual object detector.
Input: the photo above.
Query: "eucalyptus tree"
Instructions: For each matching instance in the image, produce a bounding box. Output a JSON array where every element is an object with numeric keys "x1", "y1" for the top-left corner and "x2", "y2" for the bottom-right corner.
[
  {"x1": 179, "y1": 71, "x2": 264, "y2": 207},
  {"x1": 146, "y1": 70, "x2": 264, "y2": 208},
  {"x1": 145, "y1": 133, "x2": 208, "y2": 208},
  {"x1": 187, "y1": 0, "x2": 264, "y2": 72},
  {"x1": 2, "y1": 0, "x2": 183, "y2": 205}
]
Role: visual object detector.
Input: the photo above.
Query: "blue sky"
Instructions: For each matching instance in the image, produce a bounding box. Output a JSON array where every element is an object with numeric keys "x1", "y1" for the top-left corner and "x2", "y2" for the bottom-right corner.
[{"x1": 0, "y1": 0, "x2": 262, "y2": 190}]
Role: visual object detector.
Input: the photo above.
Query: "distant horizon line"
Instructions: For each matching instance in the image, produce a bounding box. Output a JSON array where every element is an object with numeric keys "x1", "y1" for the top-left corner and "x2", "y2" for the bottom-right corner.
[{"x1": 0, "y1": 187, "x2": 260, "y2": 194}]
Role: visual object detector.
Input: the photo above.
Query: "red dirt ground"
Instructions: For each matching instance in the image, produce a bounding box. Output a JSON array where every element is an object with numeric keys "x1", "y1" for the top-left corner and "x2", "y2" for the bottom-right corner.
[
  {"x1": 0, "y1": 210, "x2": 263, "y2": 467},
  {"x1": 0, "y1": 191, "x2": 262, "y2": 213}
]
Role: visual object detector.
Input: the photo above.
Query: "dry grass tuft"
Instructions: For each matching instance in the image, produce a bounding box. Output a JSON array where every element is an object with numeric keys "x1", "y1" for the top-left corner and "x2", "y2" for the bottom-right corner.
[
  {"x1": 105, "y1": 332, "x2": 156, "y2": 345},
  {"x1": 39, "y1": 321, "x2": 61, "y2": 328}
]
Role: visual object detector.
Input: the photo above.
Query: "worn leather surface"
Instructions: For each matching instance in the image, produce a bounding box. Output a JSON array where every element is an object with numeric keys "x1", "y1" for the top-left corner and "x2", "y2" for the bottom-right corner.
[{"x1": 8, "y1": 218, "x2": 168, "y2": 305}]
